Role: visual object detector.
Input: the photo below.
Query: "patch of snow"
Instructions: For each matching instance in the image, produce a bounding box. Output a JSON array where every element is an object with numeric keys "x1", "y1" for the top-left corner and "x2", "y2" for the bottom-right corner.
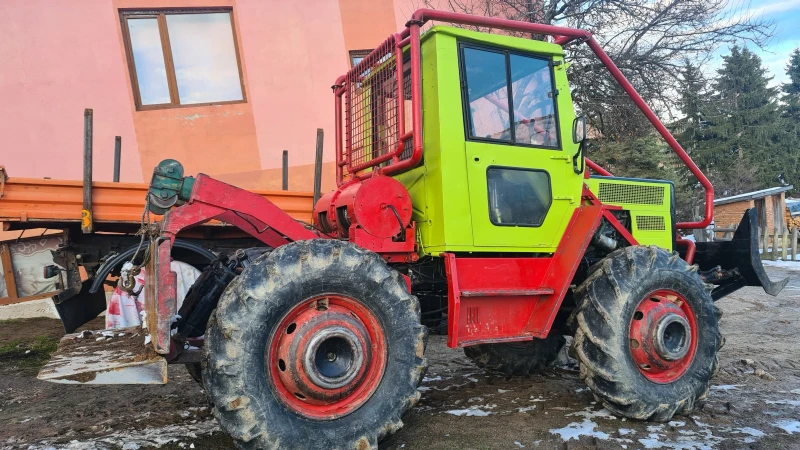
[
  {"x1": 26, "y1": 420, "x2": 219, "y2": 450},
  {"x1": 766, "y1": 399, "x2": 800, "y2": 406},
  {"x1": 514, "y1": 441, "x2": 525, "y2": 448},
  {"x1": 575, "y1": 387, "x2": 589, "y2": 393},
  {"x1": 736, "y1": 427, "x2": 765, "y2": 437},
  {"x1": 498, "y1": 389, "x2": 511, "y2": 394},
  {"x1": 710, "y1": 384, "x2": 743, "y2": 391},
  {"x1": 417, "y1": 386, "x2": 430, "y2": 392},
  {"x1": 618, "y1": 428, "x2": 634, "y2": 436},
  {"x1": 763, "y1": 260, "x2": 800, "y2": 270},
  {"x1": 638, "y1": 433, "x2": 716, "y2": 450},
  {"x1": 517, "y1": 406, "x2": 536, "y2": 413},
  {"x1": 446, "y1": 406, "x2": 494, "y2": 417},
  {"x1": 790, "y1": 388, "x2": 800, "y2": 395},
  {"x1": 550, "y1": 420, "x2": 610, "y2": 441},
  {"x1": 668, "y1": 421, "x2": 685, "y2": 427},
  {"x1": 566, "y1": 407, "x2": 617, "y2": 420},
  {"x1": 422, "y1": 376, "x2": 442, "y2": 383},
  {"x1": 774, "y1": 419, "x2": 800, "y2": 434}
]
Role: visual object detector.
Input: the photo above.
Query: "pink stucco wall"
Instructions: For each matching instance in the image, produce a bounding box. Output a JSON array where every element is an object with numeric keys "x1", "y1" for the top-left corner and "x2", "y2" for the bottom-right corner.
[
  {"x1": 0, "y1": 0, "x2": 143, "y2": 182},
  {"x1": 0, "y1": 0, "x2": 429, "y2": 190}
]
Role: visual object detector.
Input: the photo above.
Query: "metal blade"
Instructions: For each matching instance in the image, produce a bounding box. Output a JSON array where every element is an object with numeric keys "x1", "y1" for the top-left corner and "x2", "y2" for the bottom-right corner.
[{"x1": 37, "y1": 327, "x2": 167, "y2": 385}]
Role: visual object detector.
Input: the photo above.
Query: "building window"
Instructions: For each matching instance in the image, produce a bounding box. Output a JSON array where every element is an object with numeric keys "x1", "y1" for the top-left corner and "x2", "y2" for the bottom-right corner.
[
  {"x1": 120, "y1": 9, "x2": 245, "y2": 110},
  {"x1": 349, "y1": 50, "x2": 372, "y2": 68}
]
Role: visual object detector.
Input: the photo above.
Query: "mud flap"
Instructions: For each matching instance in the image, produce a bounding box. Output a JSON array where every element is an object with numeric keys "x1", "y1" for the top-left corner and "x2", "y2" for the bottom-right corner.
[
  {"x1": 37, "y1": 327, "x2": 167, "y2": 385},
  {"x1": 693, "y1": 208, "x2": 789, "y2": 299}
]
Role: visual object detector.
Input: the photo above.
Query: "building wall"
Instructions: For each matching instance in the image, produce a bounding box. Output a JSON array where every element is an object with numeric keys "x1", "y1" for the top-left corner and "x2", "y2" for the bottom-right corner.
[
  {"x1": 714, "y1": 192, "x2": 788, "y2": 236},
  {"x1": 714, "y1": 200, "x2": 756, "y2": 231},
  {"x1": 1, "y1": 0, "x2": 421, "y2": 192}
]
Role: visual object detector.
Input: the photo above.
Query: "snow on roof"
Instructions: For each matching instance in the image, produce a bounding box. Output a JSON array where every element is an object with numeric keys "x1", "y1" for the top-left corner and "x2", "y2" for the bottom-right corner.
[{"x1": 714, "y1": 186, "x2": 794, "y2": 206}]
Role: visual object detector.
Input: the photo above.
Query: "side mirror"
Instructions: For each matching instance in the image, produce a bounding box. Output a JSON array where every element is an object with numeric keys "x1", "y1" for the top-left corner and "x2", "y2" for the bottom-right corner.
[{"x1": 572, "y1": 116, "x2": 587, "y2": 143}]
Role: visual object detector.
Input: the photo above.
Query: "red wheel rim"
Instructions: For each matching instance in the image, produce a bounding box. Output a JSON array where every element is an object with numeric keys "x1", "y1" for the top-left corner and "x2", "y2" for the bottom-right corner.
[
  {"x1": 267, "y1": 294, "x2": 386, "y2": 419},
  {"x1": 628, "y1": 289, "x2": 697, "y2": 384}
]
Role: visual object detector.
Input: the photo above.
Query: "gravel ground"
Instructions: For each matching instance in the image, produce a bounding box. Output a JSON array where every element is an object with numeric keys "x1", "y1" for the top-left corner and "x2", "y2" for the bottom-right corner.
[{"x1": 1, "y1": 265, "x2": 798, "y2": 450}]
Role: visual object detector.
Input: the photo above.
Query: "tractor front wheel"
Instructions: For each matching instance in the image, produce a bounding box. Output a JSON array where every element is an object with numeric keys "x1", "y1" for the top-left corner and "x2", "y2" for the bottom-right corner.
[
  {"x1": 464, "y1": 335, "x2": 565, "y2": 376},
  {"x1": 203, "y1": 240, "x2": 427, "y2": 450},
  {"x1": 570, "y1": 246, "x2": 722, "y2": 421}
]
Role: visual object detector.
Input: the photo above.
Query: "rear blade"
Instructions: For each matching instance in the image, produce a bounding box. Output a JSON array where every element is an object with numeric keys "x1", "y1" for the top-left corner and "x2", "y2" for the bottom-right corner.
[
  {"x1": 694, "y1": 208, "x2": 790, "y2": 298},
  {"x1": 37, "y1": 327, "x2": 167, "y2": 385}
]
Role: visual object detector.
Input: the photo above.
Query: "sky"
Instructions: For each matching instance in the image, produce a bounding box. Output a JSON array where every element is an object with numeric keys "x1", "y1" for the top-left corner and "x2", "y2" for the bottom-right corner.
[{"x1": 719, "y1": 0, "x2": 800, "y2": 88}]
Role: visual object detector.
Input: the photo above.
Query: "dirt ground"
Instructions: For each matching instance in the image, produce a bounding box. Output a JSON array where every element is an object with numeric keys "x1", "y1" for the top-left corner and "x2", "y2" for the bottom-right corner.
[{"x1": 1, "y1": 265, "x2": 799, "y2": 450}]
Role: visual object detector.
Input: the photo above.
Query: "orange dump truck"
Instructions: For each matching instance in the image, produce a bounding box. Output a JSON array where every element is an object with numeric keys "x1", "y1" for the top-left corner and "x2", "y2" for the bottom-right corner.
[{"x1": 0, "y1": 167, "x2": 313, "y2": 331}]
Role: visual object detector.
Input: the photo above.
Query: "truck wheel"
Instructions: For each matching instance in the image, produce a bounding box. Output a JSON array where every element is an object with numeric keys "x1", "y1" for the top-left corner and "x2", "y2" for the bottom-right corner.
[
  {"x1": 570, "y1": 246, "x2": 722, "y2": 421},
  {"x1": 464, "y1": 335, "x2": 565, "y2": 376},
  {"x1": 204, "y1": 239, "x2": 427, "y2": 450}
]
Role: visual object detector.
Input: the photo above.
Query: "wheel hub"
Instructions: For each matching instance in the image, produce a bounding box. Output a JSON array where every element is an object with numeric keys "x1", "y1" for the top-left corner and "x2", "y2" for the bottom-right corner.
[
  {"x1": 629, "y1": 289, "x2": 697, "y2": 383},
  {"x1": 303, "y1": 326, "x2": 365, "y2": 390},
  {"x1": 268, "y1": 295, "x2": 386, "y2": 419}
]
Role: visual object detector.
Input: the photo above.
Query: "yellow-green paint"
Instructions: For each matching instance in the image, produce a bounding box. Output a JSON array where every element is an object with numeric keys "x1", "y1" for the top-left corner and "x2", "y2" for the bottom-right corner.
[
  {"x1": 584, "y1": 177, "x2": 674, "y2": 251},
  {"x1": 394, "y1": 26, "x2": 584, "y2": 256}
]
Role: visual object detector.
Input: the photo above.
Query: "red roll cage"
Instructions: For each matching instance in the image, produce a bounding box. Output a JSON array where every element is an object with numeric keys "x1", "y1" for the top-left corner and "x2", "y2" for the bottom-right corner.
[{"x1": 333, "y1": 8, "x2": 713, "y2": 231}]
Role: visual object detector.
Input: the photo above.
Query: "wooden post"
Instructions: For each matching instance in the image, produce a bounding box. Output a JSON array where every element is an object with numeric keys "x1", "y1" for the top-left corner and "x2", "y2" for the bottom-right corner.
[
  {"x1": 782, "y1": 226, "x2": 788, "y2": 261},
  {"x1": 771, "y1": 225, "x2": 779, "y2": 261},
  {"x1": 0, "y1": 244, "x2": 18, "y2": 300},
  {"x1": 792, "y1": 226, "x2": 798, "y2": 262},
  {"x1": 762, "y1": 226, "x2": 770, "y2": 259},
  {"x1": 82, "y1": 108, "x2": 94, "y2": 234},
  {"x1": 113, "y1": 136, "x2": 122, "y2": 182},
  {"x1": 313, "y1": 128, "x2": 324, "y2": 207},
  {"x1": 282, "y1": 150, "x2": 288, "y2": 191}
]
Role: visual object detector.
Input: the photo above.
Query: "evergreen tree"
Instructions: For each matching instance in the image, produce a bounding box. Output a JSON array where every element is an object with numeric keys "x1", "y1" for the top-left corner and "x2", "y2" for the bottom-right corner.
[
  {"x1": 694, "y1": 45, "x2": 790, "y2": 195},
  {"x1": 783, "y1": 48, "x2": 800, "y2": 132},
  {"x1": 677, "y1": 61, "x2": 708, "y2": 153}
]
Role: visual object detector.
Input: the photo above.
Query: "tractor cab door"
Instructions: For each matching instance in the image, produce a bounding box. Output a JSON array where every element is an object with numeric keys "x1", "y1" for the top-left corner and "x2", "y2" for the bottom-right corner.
[{"x1": 458, "y1": 44, "x2": 584, "y2": 251}]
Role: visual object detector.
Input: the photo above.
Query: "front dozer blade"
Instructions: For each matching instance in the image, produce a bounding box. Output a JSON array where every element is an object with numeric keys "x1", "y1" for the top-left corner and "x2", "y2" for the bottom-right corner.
[
  {"x1": 37, "y1": 327, "x2": 167, "y2": 385},
  {"x1": 693, "y1": 208, "x2": 790, "y2": 298}
]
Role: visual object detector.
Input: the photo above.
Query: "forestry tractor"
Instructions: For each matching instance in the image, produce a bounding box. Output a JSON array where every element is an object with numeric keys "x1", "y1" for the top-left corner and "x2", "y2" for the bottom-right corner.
[{"x1": 38, "y1": 9, "x2": 788, "y2": 450}]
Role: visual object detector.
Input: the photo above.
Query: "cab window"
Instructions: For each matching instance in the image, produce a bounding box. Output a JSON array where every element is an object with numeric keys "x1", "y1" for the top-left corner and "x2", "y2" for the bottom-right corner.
[
  {"x1": 460, "y1": 45, "x2": 560, "y2": 148},
  {"x1": 487, "y1": 167, "x2": 551, "y2": 226}
]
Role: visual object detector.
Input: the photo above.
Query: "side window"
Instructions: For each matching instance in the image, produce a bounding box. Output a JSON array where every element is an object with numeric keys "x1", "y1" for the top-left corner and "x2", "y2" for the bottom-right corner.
[
  {"x1": 463, "y1": 48, "x2": 511, "y2": 141},
  {"x1": 461, "y1": 45, "x2": 560, "y2": 148},
  {"x1": 510, "y1": 55, "x2": 559, "y2": 147},
  {"x1": 487, "y1": 167, "x2": 551, "y2": 227}
]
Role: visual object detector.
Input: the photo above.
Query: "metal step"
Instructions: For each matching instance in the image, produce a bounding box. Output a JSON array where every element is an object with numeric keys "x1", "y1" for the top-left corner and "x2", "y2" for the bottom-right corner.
[{"x1": 37, "y1": 327, "x2": 167, "y2": 385}]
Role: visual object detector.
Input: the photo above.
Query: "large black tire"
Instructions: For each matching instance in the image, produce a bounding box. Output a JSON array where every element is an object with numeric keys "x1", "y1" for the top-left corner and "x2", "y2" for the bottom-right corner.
[
  {"x1": 203, "y1": 239, "x2": 427, "y2": 450},
  {"x1": 570, "y1": 246, "x2": 722, "y2": 422},
  {"x1": 464, "y1": 335, "x2": 566, "y2": 376}
]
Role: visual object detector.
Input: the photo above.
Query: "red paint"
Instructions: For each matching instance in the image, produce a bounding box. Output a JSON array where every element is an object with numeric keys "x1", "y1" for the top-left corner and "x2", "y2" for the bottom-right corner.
[
  {"x1": 268, "y1": 294, "x2": 387, "y2": 419},
  {"x1": 586, "y1": 158, "x2": 612, "y2": 176},
  {"x1": 333, "y1": 177, "x2": 412, "y2": 239},
  {"x1": 628, "y1": 289, "x2": 698, "y2": 383},
  {"x1": 443, "y1": 254, "x2": 554, "y2": 347},
  {"x1": 676, "y1": 236, "x2": 696, "y2": 265},
  {"x1": 444, "y1": 202, "x2": 639, "y2": 348},
  {"x1": 349, "y1": 223, "x2": 417, "y2": 263},
  {"x1": 151, "y1": 238, "x2": 176, "y2": 354}
]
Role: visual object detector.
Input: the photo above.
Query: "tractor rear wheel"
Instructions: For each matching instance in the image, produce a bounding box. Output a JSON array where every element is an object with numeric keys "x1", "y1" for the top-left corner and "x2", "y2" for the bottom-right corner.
[
  {"x1": 203, "y1": 239, "x2": 427, "y2": 450},
  {"x1": 570, "y1": 246, "x2": 722, "y2": 421},
  {"x1": 464, "y1": 335, "x2": 565, "y2": 376}
]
